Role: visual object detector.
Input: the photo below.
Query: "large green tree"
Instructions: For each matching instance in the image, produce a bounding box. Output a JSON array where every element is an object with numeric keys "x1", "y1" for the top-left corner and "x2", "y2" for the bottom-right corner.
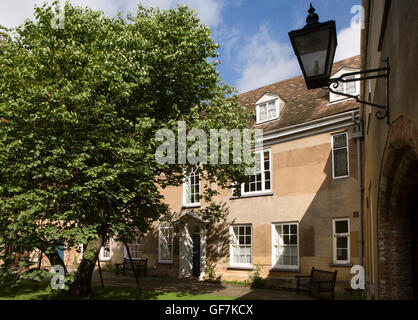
[{"x1": 0, "y1": 2, "x2": 252, "y2": 297}]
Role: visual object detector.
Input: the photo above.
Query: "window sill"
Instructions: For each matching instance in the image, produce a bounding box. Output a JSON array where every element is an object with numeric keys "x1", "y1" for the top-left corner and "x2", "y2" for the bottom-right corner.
[
  {"x1": 158, "y1": 261, "x2": 173, "y2": 265},
  {"x1": 333, "y1": 175, "x2": 350, "y2": 180},
  {"x1": 256, "y1": 117, "x2": 280, "y2": 125},
  {"x1": 269, "y1": 267, "x2": 300, "y2": 273},
  {"x1": 329, "y1": 263, "x2": 353, "y2": 268},
  {"x1": 227, "y1": 265, "x2": 254, "y2": 271},
  {"x1": 99, "y1": 259, "x2": 110, "y2": 262},
  {"x1": 182, "y1": 204, "x2": 201, "y2": 209},
  {"x1": 230, "y1": 192, "x2": 274, "y2": 200},
  {"x1": 327, "y1": 97, "x2": 356, "y2": 106}
]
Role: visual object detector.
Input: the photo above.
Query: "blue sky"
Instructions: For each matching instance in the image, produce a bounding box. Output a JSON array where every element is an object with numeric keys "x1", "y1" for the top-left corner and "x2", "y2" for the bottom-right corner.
[{"x1": 1, "y1": 0, "x2": 361, "y2": 93}]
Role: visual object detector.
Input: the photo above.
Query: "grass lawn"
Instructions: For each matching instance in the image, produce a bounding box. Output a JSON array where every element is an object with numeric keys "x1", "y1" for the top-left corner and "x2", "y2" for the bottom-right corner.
[{"x1": 0, "y1": 281, "x2": 236, "y2": 300}]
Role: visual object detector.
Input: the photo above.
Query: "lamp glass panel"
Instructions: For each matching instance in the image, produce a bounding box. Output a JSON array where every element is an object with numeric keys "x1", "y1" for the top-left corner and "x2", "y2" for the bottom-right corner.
[{"x1": 294, "y1": 28, "x2": 331, "y2": 77}]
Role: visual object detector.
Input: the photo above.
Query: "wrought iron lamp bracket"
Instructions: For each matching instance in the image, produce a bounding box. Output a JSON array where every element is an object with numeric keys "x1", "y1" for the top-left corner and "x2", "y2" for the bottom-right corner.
[{"x1": 328, "y1": 58, "x2": 390, "y2": 124}]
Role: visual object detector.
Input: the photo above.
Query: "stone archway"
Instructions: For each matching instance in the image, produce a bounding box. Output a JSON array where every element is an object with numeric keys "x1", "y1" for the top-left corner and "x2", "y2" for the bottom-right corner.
[{"x1": 377, "y1": 117, "x2": 418, "y2": 299}]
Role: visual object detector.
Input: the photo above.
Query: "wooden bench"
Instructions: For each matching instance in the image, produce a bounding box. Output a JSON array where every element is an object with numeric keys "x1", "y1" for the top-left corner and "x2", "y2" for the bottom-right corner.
[
  {"x1": 115, "y1": 258, "x2": 147, "y2": 277},
  {"x1": 295, "y1": 267, "x2": 337, "y2": 298}
]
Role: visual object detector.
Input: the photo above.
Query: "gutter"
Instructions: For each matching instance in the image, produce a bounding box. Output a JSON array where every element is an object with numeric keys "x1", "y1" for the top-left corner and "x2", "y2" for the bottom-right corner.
[{"x1": 260, "y1": 109, "x2": 359, "y2": 145}]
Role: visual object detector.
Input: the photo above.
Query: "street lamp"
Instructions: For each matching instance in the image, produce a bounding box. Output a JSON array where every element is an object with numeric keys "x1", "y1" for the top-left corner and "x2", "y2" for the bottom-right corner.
[
  {"x1": 289, "y1": 3, "x2": 390, "y2": 124},
  {"x1": 288, "y1": 4, "x2": 337, "y2": 90}
]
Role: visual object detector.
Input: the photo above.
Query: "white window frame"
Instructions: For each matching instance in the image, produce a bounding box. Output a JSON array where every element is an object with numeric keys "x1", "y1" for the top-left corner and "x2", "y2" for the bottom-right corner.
[
  {"x1": 99, "y1": 245, "x2": 111, "y2": 262},
  {"x1": 329, "y1": 69, "x2": 360, "y2": 103},
  {"x1": 333, "y1": 218, "x2": 350, "y2": 264},
  {"x1": 158, "y1": 226, "x2": 173, "y2": 264},
  {"x1": 331, "y1": 132, "x2": 350, "y2": 179},
  {"x1": 256, "y1": 99, "x2": 279, "y2": 124},
  {"x1": 271, "y1": 222, "x2": 299, "y2": 270},
  {"x1": 182, "y1": 167, "x2": 201, "y2": 208},
  {"x1": 241, "y1": 149, "x2": 272, "y2": 195},
  {"x1": 229, "y1": 224, "x2": 253, "y2": 268},
  {"x1": 124, "y1": 234, "x2": 142, "y2": 260}
]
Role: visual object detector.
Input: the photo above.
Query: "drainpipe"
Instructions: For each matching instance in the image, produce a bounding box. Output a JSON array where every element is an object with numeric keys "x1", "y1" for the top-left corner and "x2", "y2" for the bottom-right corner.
[
  {"x1": 361, "y1": 0, "x2": 373, "y2": 297},
  {"x1": 352, "y1": 112, "x2": 364, "y2": 268}
]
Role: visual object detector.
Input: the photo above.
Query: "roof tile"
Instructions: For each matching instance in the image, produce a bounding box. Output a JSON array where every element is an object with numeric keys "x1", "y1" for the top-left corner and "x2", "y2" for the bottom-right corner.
[{"x1": 239, "y1": 55, "x2": 361, "y2": 132}]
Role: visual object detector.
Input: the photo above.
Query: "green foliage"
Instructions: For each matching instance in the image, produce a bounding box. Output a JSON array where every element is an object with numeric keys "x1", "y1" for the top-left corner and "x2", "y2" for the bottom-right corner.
[
  {"x1": 247, "y1": 265, "x2": 265, "y2": 288},
  {"x1": 0, "y1": 1, "x2": 252, "y2": 288},
  {"x1": 204, "y1": 263, "x2": 218, "y2": 282}
]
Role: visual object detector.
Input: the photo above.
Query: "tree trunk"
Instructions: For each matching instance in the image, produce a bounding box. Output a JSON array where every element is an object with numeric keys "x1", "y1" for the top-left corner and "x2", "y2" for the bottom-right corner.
[{"x1": 69, "y1": 238, "x2": 102, "y2": 298}]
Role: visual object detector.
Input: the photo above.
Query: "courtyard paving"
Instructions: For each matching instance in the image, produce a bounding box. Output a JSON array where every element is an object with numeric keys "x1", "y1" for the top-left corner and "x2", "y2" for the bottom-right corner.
[{"x1": 91, "y1": 271, "x2": 314, "y2": 300}]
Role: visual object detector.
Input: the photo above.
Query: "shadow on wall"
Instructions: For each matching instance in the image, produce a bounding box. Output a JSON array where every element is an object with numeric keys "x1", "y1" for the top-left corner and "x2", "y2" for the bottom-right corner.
[
  {"x1": 259, "y1": 135, "x2": 360, "y2": 291},
  {"x1": 206, "y1": 215, "x2": 235, "y2": 281}
]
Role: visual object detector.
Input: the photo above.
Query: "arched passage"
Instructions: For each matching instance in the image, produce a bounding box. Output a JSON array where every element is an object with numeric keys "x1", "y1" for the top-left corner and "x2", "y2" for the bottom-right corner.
[{"x1": 378, "y1": 117, "x2": 418, "y2": 299}]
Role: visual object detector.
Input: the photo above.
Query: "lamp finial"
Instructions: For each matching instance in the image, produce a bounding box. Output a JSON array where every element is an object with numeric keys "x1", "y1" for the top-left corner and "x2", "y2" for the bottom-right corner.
[{"x1": 306, "y1": 3, "x2": 319, "y2": 26}]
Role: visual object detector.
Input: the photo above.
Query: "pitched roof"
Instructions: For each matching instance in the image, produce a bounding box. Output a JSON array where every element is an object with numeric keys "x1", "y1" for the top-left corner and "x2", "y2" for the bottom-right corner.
[{"x1": 238, "y1": 55, "x2": 361, "y2": 133}]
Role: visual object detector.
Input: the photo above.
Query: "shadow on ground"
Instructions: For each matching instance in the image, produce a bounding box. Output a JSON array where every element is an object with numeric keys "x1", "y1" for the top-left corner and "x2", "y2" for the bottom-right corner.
[{"x1": 91, "y1": 271, "x2": 313, "y2": 300}]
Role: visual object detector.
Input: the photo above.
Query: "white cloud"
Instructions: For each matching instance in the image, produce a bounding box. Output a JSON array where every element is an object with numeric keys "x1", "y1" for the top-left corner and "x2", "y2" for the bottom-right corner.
[
  {"x1": 0, "y1": 0, "x2": 225, "y2": 29},
  {"x1": 235, "y1": 24, "x2": 300, "y2": 93},
  {"x1": 334, "y1": 25, "x2": 360, "y2": 61},
  {"x1": 0, "y1": 0, "x2": 45, "y2": 29}
]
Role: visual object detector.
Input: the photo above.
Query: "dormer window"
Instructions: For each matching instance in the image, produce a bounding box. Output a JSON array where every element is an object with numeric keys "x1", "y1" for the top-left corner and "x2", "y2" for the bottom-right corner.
[
  {"x1": 255, "y1": 93, "x2": 283, "y2": 124},
  {"x1": 329, "y1": 68, "x2": 360, "y2": 103},
  {"x1": 257, "y1": 101, "x2": 278, "y2": 123}
]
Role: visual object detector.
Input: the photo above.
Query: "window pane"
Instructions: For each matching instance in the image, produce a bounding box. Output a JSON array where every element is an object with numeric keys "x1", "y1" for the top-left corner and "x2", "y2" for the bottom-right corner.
[
  {"x1": 334, "y1": 149, "x2": 348, "y2": 177},
  {"x1": 268, "y1": 102, "x2": 277, "y2": 118},
  {"x1": 265, "y1": 180, "x2": 271, "y2": 190},
  {"x1": 333, "y1": 134, "x2": 347, "y2": 148},
  {"x1": 239, "y1": 235, "x2": 245, "y2": 245},
  {"x1": 337, "y1": 249, "x2": 348, "y2": 261},
  {"x1": 159, "y1": 228, "x2": 172, "y2": 261},
  {"x1": 291, "y1": 255, "x2": 298, "y2": 266},
  {"x1": 345, "y1": 77, "x2": 356, "y2": 94},
  {"x1": 231, "y1": 226, "x2": 252, "y2": 265},
  {"x1": 184, "y1": 169, "x2": 200, "y2": 205},
  {"x1": 290, "y1": 224, "x2": 297, "y2": 234},
  {"x1": 259, "y1": 104, "x2": 267, "y2": 121},
  {"x1": 244, "y1": 183, "x2": 249, "y2": 193},
  {"x1": 290, "y1": 235, "x2": 297, "y2": 245},
  {"x1": 337, "y1": 237, "x2": 348, "y2": 248},
  {"x1": 335, "y1": 220, "x2": 349, "y2": 234},
  {"x1": 264, "y1": 171, "x2": 270, "y2": 181},
  {"x1": 283, "y1": 225, "x2": 289, "y2": 234}
]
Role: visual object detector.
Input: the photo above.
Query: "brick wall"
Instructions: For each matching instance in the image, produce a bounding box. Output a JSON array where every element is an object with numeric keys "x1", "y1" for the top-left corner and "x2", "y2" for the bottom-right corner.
[{"x1": 377, "y1": 117, "x2": 418, "y2": 299}]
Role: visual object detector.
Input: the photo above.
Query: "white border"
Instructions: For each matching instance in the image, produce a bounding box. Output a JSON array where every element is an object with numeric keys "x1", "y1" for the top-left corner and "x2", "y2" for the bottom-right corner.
[
  {"x1": 182, "y1": 170, "x2": 201, "y2": 208},
  {"x1": 332, "y1": 218, "x2": 351, "y2": 265},
  {"x1": 229, "y1": 224, "x2": 253, "y2": 269},
  {"x1": 256, "y1": 99, "x2": 279, "y2": 124},
  {"x1": 331, "y1": 131, "x2": 350, "y2": 179},
  {"x1": 271, "y1": 222, "x2": 299, "y2": 270},
  {"x1": 329, "y1": 68, "x2": 360, "y2": 103},
  {"x1": 158, "y1": 226, "x2": 173, "y2": 264},
  {"x1": 241, "y1": 149, "x2": 272, "y2": 196},
  {"x1": 99, "y1": 246, "x2": 111, "y2": 262}
]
